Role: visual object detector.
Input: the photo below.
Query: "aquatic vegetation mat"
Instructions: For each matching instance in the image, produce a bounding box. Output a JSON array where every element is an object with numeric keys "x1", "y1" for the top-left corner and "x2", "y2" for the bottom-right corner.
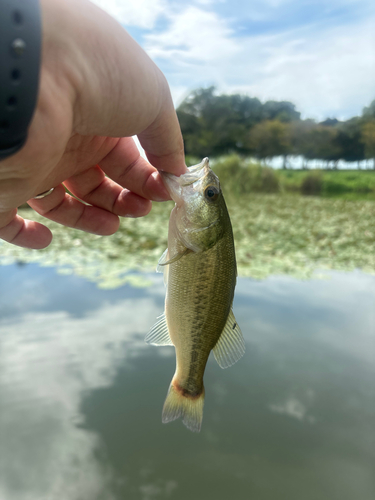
[{"x1": 0, "y1": 195, "x2": 374, "y2": 287}]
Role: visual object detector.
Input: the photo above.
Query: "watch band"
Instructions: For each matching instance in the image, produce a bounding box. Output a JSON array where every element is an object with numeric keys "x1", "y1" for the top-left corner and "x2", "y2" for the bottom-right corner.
[{"x1": 0, "y1": 0, "x2": 41, "y2": 160}]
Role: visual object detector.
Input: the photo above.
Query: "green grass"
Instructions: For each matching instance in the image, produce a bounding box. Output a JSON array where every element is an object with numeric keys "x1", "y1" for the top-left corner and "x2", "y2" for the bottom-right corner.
[
  {"x1": 229, "y1": 194, "x2": 375, "y2": 279},
  {"x1": 1, "y1": 194, "x2": 374, "y2": 287},
  {"x1": 211, "y1": 155, "x2": 280, "y2": 195},
  {"x1": 208, "y1": 154, "x2": 375, "y2": 199},
  {"x1": 278, "y1": 168, "x2": 375, "y2": 198}
]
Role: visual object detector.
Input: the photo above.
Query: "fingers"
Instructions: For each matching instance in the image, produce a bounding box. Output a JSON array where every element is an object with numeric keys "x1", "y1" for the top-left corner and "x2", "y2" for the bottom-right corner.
[
  {"x1": 28, "y1": 184, "x2": 120, "y2": 235},
  {"x1": 99, "y1": 137, "x2": 173, "y2": 201},
  {"x1": 63, "y1": 164, "x2": 152, "y2": 217},
  {"x1": 138, "y1": 86, "x2": 187, "y2": 175},
  {"x1": 0, "y1": 209, "x2": 52, "y2": 249},
  {"x1": 0, "y1": 168, "x2": 153, "y2": 250}
]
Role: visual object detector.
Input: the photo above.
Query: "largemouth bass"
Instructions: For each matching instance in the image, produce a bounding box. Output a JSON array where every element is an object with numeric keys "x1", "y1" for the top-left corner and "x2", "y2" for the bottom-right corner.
[{"x1": 146, "y1": 158, "x2": 245, "y2": 432}]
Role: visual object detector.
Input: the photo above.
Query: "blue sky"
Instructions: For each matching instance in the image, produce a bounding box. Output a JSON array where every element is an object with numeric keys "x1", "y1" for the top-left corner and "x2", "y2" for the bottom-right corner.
[{"x1": 92, "y1": 0, "x2": 375, "y2": 120}]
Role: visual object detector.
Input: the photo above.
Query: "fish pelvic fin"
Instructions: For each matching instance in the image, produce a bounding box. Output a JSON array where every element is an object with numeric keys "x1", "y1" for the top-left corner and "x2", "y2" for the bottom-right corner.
[{"x1": 162, "y1": 379, "x2": 205, "y2": 433}]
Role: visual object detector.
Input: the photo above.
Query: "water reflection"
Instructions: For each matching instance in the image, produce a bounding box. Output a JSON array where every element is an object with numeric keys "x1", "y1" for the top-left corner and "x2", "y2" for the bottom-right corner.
[{"x1": 0, "y1": 266, "x2": 374, "y2": 500}]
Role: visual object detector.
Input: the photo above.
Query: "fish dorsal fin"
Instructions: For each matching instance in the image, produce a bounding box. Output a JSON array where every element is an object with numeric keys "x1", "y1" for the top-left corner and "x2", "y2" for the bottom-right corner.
[
  {"x1": 145, "y1": 313, "x2": 174, "y2": 346},
  {"x1": 213, "y1": 310, "x2": 245, "y2": 369}
]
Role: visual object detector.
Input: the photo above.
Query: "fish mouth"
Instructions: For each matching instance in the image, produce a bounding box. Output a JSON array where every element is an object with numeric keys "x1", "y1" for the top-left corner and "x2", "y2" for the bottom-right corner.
[
  {"x1": 161, "y1": 158, "x2": 210, "y2": 204},
  {"x1": 184, "y1": 157, "x2": 209, "y2": 178}
]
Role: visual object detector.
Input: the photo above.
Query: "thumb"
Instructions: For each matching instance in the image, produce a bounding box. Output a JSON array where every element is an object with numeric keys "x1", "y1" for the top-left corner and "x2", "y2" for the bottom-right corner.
[{"x1": 138, "y1": 83, "x2": 187, "y2": 175}]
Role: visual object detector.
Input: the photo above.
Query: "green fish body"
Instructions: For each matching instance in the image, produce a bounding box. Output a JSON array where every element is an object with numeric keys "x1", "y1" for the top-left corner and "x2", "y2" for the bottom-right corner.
[{"x1": 146, "y1": 158, "x2": 244, "y2": 432}]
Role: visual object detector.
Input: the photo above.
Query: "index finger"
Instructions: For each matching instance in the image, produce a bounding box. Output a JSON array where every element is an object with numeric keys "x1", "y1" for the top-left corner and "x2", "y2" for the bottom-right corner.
[
  {"x1": 99, "y1": 137, "x2": 173, "y2": 201},
  {"x1": 0, "y1": 209, "x2": 52, "y2": 249}
]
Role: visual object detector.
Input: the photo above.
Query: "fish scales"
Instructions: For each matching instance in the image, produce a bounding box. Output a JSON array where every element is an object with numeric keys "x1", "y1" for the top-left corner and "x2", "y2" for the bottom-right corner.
[
  {"x1": 167, "y1": 226, "x2": 236, "y2": 393},
  {"x1": 146, "y1": 158, "x2": 245, "y2": 432}
]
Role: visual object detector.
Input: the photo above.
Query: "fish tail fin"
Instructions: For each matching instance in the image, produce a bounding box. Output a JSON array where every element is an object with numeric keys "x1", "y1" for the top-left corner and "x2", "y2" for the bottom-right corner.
[{"x1": 162, "y1": 379, "x2": 205, "y2": 433}]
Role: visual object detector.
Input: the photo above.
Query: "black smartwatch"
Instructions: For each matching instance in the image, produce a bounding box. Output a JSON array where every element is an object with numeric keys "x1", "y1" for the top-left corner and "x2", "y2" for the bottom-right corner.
[{"x1": 0, "y1": 0, "x2": 41, "y2": 160}]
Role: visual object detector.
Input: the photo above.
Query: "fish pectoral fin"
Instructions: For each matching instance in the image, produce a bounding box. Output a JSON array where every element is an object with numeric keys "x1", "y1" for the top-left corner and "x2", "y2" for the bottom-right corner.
[
  {"x1": 156, "y1": 248, "x2": 170, "y2": 285},
  {"x1": 156, "y1": 248, "x2": 169, "y2": 273},
  {"x1": 145, "y1": 313, "x2": 174, "y2": 346},
  {"x1": 158, "y1": 248, "x2": 191, "y2": 266},
  {"x1": 213, "y1": 309, "x2": 245, "y2": 369}
]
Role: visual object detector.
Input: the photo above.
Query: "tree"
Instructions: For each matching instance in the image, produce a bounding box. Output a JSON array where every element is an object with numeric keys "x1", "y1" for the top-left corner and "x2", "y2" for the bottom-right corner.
[
  {"x1": 309, "y1": 126, "x2": 340, "y2": 165},
  {"x1": 177, "y1": 88, "x2": 304, "y2": 158},
  {"x1": 261, "y1": 100, "x2": 301, "y2": 123},
  {"x1": 334, "y1": 118, "x2": 365, "y2": 164},
  {"x1": 361, "y1": 122, "x2": 375, "y2": 168},
  {"x1": 177, "y1": 87, "x2": 264, "y2": 157},
  {"x1": 363, "y1": 99, "x2": 375, "y2": 119},
  {"x1": 248, "y1": 120, "x2": 292, "y2": 167},
  {"x1": 320, "y1": 118, "x2": 340, "y2": 127},
  {"x1": 289, "y1": 120, "x2": 315, "y2": 166},
  {"x1": 177, "y1": 87, "x2": 375, "y2": 165}
]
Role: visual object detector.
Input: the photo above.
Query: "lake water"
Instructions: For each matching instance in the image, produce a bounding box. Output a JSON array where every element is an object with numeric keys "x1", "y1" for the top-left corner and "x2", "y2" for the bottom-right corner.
[{"x1": 0, "y1": 264, "x2": 374, "y2": 500}]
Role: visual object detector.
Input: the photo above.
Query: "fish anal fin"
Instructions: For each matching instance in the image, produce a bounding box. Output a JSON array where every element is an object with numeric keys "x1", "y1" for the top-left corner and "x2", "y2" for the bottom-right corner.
[
  {"x1": 213, "y1": 310, "x2": 245, "y2": 369},
  {"x1": 145, "y1": 313, "x2": 173, "y2": 346}
]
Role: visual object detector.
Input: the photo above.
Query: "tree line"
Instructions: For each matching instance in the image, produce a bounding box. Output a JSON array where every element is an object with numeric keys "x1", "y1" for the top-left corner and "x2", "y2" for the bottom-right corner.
[{"x1": 177, "y1": 87, "x2": 375, "y2": 168}]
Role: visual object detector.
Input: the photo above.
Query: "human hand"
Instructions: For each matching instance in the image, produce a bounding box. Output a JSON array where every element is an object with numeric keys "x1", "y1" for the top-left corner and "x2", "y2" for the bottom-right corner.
[{"x1": 0, "y1": 0, "x2": 186, "y2": 249}]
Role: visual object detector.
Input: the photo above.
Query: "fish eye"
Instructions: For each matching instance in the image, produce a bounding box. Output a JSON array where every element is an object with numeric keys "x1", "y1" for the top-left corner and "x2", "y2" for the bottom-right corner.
[{"x1": 204, "y1": 185, "x2": 219, "y2": 202}]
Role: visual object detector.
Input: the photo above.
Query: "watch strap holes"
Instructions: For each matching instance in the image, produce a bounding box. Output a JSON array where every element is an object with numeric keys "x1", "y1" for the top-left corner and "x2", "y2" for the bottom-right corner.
[
  {"x1": 13, "y1": 11, "x2": 23, "y2": 26},
  {"x1": 7, "y1": 96, "x2": 18, "y2": 110},
  {"x1": 11, "y1": 69, "x2": 21, "y2": 83},
  {"x1": 0, "y1": 121, "x2": 10, "y2": 133}
]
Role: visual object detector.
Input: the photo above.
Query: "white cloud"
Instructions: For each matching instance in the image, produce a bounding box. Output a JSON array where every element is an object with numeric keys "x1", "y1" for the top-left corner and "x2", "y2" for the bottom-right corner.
[
  {"x1": 142, "y1": 5, "x2": 375, "y2": 119},
  {"x1": 194, "y1": 0, "x2": 217, "y2": 5},
  {"x1": 0, "y1": 291, "x2": 167, "y2": 500},
  {"x1": 87, "y1": 1, "x2": 375, "y2": 118},
  {"x1": 235, "y1": 270, "x2": 375, "y2": 365},
  {"x1": 269, "y1": 395, "x2": 316, "y2": 423},
  {"x1": 238, "y1": 20, "x2": 375, "y2": 120},
  {"x1": 90, "y1": 0, "x2": 167, "y2": 29},
  {"x1": 144, "y1": 6, "x2": 240, "y2": 64}
]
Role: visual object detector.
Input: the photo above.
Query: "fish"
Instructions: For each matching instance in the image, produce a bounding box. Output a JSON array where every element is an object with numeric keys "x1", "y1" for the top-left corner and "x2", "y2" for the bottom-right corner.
[{"x1": 146, "y1": 157, "x2": 245, "y2": 432}]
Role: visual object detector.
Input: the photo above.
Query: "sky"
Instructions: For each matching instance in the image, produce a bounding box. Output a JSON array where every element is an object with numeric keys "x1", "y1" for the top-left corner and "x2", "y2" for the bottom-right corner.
[{"x1": 91, "y1": 0, "x2": 375, "y2": 121}]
